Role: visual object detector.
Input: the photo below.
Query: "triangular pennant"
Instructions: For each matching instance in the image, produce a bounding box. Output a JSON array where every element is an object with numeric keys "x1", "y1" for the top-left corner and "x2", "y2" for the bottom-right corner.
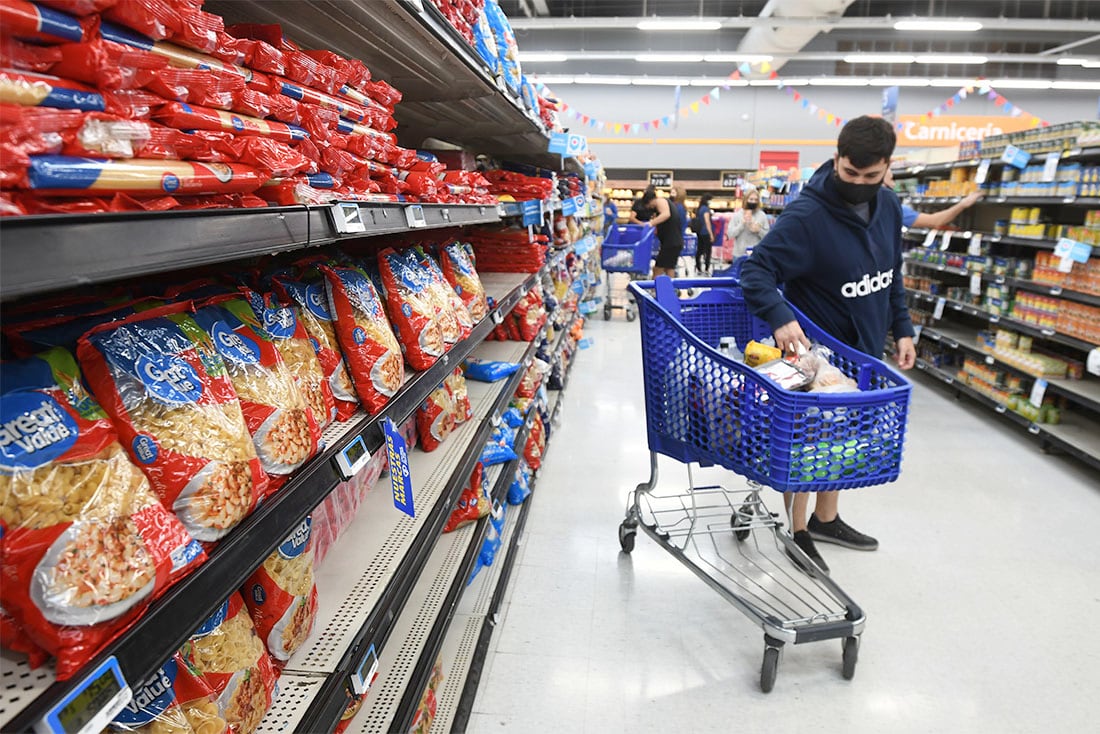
[
  {"x1": 946, "y1": 98, "x2": 955, "y2": 108},
  {"x1": 809, "y1": 103, "x2": 818, "y2": 113},
  {"x1": 793, "y1": 92, "x2": 802, "y2": 101},
  {"x1": 1004, "y1": 102, "x2": 1014, "y2": 113},
  {"x1": 739, "y1": 62, "x2": 751, "y2": 75},
  {"x1": 1041, "y1": 120, "x2": 1050, "y2": 127},
  {"x1": 818, "y1": 109, "x2": 826, "y2": 119},
  {"x1": 826, "y1": 113, "x2": 835, "y2": 123},
  {"x1": 920, "y1": 114, "x2": 928, "y2": 123},
  {"x1": 722, "y1": 83, "x2": 731, "y2": 90},
  {"x1": 994, "y1": 96, "x2": 1006, "y2": 107},
  {"x1": 582, "y1": 115, "x2": 590, "y2": 124},
  {"x1": 702, "y1": 95, "x2": 711, "y2": 105},
  {"x1": 643, "y1": 121, "x2": 651, "y2": 131},
  {"x1": 596, "y1": 121, "x2": 605, "y2": 131},
  {"x1": 614, "y1": 123, "x2": 623, "y2": 133},
  {"x1": 761, "y1": 61, "x2": 772, "y2": 73},
  {"x1": 769, "y1": 70, "x2": 779, "y2": 79},
  {"x1": 624, "y1": 123, "x2": 632, "y2": 133},
  {"x1": 836, "y1": 117, "x2": 843, "y2": 127},
  {"x1": 1011, "y1": 107, "x2": 1023, "y2": 118},
  {"x1": 960, "y1": 88, "x2": 969, "y2": 99},
  {"x1": 691, "y1": 102, "x2": 700, "y2": 113},
  {"x1": 712, "y1": 88, "x2": 721, "y2": 100},
  {"x1": 664, "y1": 115, "x2": 673, "y2": 125}
]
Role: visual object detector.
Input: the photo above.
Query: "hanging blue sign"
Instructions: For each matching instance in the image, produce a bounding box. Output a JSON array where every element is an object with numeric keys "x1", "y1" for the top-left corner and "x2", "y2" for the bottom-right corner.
[
  {"x1": 383, "y1": 417, "x2": 414, "y2": 517},
  {"x1": 548, "y1": 132, "x2": 569, "y2": 154},
  {"x1": 521, "y1": 200, "x2": 542, "y2": 226}
]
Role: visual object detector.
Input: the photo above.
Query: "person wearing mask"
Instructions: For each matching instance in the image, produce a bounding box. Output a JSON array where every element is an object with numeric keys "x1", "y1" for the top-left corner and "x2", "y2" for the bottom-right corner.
[
  {"x1": 728, "y1": 188, "x2": 770, "y2": 258},
  {"x1": 692, "y1": 194, "x2": 715, "y2": 274},
  {"x1": 883, "y1": 169, "x2": 983, "y2": 228},
  {"x1": 642, "y1": 187, "x2": 683, "y2": 279},
  {"x1": 740, "y1": 115, "x2": 916, "y2": 575},
  {"x1": 629, "y1": 187, "x2": 655, "y2": 224},
  {"x1": 602, "y1": 193, "x2": 619, "y2": 234}
]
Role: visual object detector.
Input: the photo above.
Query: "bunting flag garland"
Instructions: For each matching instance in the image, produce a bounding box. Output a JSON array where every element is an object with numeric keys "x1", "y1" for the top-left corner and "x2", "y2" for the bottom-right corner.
[{"x1": 901, "y1": 78, "x2": 1051, "y2": 129}]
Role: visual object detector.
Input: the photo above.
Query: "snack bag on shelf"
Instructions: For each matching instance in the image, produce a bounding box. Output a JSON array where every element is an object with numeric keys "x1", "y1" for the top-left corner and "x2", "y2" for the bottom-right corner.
[
  {"x1": 416, "y1": 246, "x2": 471, "y2": 343},
  {"x1": 479, "y1": 424, "x2": 517, "y2": 467},
  {"x1": 0, "y1": 348, "x2": 206, "y2": 680},
  {"x1": 107, "y1": 652, "x2": 229, "y2": 734},
  {"x1": 515, "y1": 358, "x2": 548, "y2": 399},
  {"x1": 377, "y1": 247, "x2": 444, "y2": 371},
  {"x1": 445, "y1": 367, "x2": 473, "y2": 423},
  {"x1": 241, "y1": 517, "x2": 318, "y2": 665},
  {"x1": 319, "y1": 263, "x2": 404, "y2": 414},
  {"x1": 464, "y1": 359, "x2": 519, "y2": 383},
  {"x1": 471, "y1": 499, "x2": 506, "y2": 581},
  {"x1": 77, "y1": 304, "x2": 268, "y2": 542},
  {"x1": 192, "y1": 299, "x2": 320, "y2": 489},
  {"x1": 507, "y1": 460, "x2": 532, "y2": 505},
  {"x1": 443, "y1": 462, "x2": 486, "y2": 533},
  {"x1": 180, "y1": 593, "x2": 278, "y2": 734},
  {"x1": 416, "y1": 382, "x2": 457, "y2": 453}
]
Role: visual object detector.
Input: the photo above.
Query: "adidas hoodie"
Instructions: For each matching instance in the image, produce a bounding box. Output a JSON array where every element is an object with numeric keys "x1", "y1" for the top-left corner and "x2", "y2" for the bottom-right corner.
[{"x1": 740, "y1": 158, "x2": 915, "y2": 355}]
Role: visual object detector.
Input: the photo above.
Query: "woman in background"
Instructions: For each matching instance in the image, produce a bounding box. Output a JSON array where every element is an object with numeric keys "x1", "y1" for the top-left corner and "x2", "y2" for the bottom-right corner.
[
  {"x1": 728, "y1": 187, "x2": 770, "y2": 258},
  {"x1": 670, "y1": 187, "x2": 689, "y2": 235},
  {"x1": 693, "y1": 194, "x2": 715, "y2": 274}
]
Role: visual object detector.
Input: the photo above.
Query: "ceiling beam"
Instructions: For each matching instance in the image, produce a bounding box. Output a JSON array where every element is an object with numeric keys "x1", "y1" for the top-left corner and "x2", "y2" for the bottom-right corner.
[{"x1": 508, "y1": 16, "x2": 1100, "y2": 33}]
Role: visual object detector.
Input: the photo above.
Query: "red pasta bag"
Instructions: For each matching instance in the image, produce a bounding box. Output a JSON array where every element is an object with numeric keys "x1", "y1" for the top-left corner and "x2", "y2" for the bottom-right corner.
[
  {"x1": 107, "y1": 652, "x2": 229, "y2": 734},
  {"x1": 103, "y1": 0, "x2": 182, "y2": 40},
  {"x1": 0, "y1": 347, "x2": 206, "y2": 680},
  {"x1": 377, "y1": 248, "x2": 444, "y2": 372},
  {"x1": 440, "y1": 240, "x2": 489, "y2": 322},
  {"x1": 37, "y1": 0, "x2": 119, "y2": 15},
  {"x1": 241, "y1": 517, "x2": 317, "y2": 665},
  {"x1": 192, "y1": 299, "x2": 320, "y2": 492},
  {"x1": 524, "y1": 413, "x2": 546, "y2": 471},
  {"x1": 0, "y1": 35, "x2": 62, "y2": 72},
  {"x1": 416, "y1": 246, "x2": 471, "y2": 343},
  {"x1": 223, "y1": 134, "x2": 315, "y2": 178},
  {"x1": 153, "y1": 101, "x2": 309, "y2": 144},
  {"x1": 180, "y1": 593, "x2": 277, "y2": 734},
  {"x1": 270, "y1": 274, "x2": 359, "y2": 422},
  {"x1": 1, "y1": 607, "x2": 51, "y2": 668},
  {"x1": 444, "y1": 367, "x2": 472, "y2": 424},
  {"x1": 77, "y1": 304, "x2": 268, "y2": 543},
  {"x1": 172, "y1": 8, "x2": 224, "y2": 54},
  {"x1": 145, "y1": 68, "x2": 245, "y2": 109},
  {"x1": 319, "y1": 263, "x2": 404, "y2": 414},
  {"x1": 415, "y1": 383, "x2": 455, "y2": 453}
]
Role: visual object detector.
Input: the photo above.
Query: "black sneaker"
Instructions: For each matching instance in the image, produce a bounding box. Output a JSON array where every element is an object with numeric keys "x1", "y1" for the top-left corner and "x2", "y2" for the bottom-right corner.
[
  {"x1": 808, "y1": 513, "x2": 879, "y2": 551},
  {"x1": 786, "y1": 530, "x2": 829, "y2": 575}
]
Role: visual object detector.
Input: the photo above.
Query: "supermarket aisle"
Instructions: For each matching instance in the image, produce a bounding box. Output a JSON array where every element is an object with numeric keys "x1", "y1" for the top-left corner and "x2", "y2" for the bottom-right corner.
[{"x1": 468, "y1": 315, "x2": 1100, "y2": 734}]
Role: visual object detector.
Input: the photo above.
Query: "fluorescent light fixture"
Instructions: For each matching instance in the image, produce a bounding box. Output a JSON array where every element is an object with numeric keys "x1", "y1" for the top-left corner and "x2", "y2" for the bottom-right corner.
[
  {"x1": 893, "y1": 19, "x2": 983, "y2": 32},
  {"x1": 630, "y1": 77, "x2": 691, "y2": 86},
  {"x1": 703, "y1": 53, "x2": 774, "y2": 63},
  {"x1": 749, "y1": 79, "x2": 781, "y2": 86},
  {"x1": 689, "y1": 78, "x2": 730, "y2": 87},
  {"x1": 843, "y1": 53, "x2": 916, "y2": 64},
  {"x1": 1083, "y1": 60, "x2": 1100, "y2": 68},
  {"x1": 928, "y1": 77, "x2": 972, "y2": 87},
  {"x1": 808, "y1": 77, "x2": 869, "y2": 86},
  {"x1": 532, "y1": 75, "x2": 574, "y2": 85},
  {"x1": 914, "y1": 54, "x2": 988, "y2": 64},
  {"x1": 779, "y1": 78, "x2": 810, "y2": 86},
  {"x1": 573, "y1": 75, "x2": 631, "y2": 85},
  {"x1": 637, "y1": 19, "x2": 722, "y2": 31},
  {"x1": 635, "y1": 53, "x2": 705, "y2": 63},
  {"x1": 990, "y1": 78, "x2": 1052, "y2": 89},
  {"x1": 869, "y1": 77, "x2": 931, "y2": 87},
  {"x1": 1052, "y1": 80, "x2": 1100, "y2": 90},
  {"x1": 1056, "y1": 57, "x2": 1089, "y2": 66},
  {"x1": 517, "y1": 52, "x2": 568, "y2": 63}
]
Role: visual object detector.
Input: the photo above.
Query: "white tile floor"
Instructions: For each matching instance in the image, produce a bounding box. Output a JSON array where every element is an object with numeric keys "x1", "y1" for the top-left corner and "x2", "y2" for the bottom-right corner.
[{"x1": 468, "y1": 315, "x2": 1100, "y2": 734}]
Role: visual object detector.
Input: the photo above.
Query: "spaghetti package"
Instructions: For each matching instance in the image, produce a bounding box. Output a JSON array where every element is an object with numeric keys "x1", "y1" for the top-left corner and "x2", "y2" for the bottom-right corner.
[
  {"x1": 192, "y1": 300, "x2": 320, "y2": 487},
  {"x1": 445, "y1": 367, "x2": 472, "y2": 424},
  {"x1": 319, "y1": 264, "x2": 404, "y2": 414},
  {"x1": 417, "y1": 247, "x2": 471, "y2": 343},
  {"x1": 0, "y1": 69, "x2": 106, "y2": 111},
  {"x1": 103, "y1": 0, "x2": 182, "y2": 41},
  {"x1": 153, "y1": 101, "x2": 308, "y2": 143},
  {"x1": 108, "y1": 652, "x2": 229, "y2": 734},
  {"x1": 242, "y1": 288, "x2": 336, "y2": 430},
  {"x1": 242, "y1": 517, "x2": 317, "y2": 664},
  {"x1": 0, "y1": 348, "x2": 206, "y2": 679},
  {"x1": 25, "y1": 156, "x2": 264, "y2": 196},
  {"x1": 180, "y1": 593, "x2": 278, "y2": 734},
  {"x1": 270, "y1": 275, "x2": 359, "y2": 421},
  {"x1": 440, "y1": 241, "x2": 489, "y2": 322},
  {"x1": 77, "y1": 306, "x2": 268, "y2": 543},
  {"x1": 377, "y1": 248, "x2": 443, "y2": 372},
  {"x1": 415, "y1": 383, "x2": 456, "y2": 453},
  {"x1": 0, "y1": 0, "x2": 92, "y2": 43}
]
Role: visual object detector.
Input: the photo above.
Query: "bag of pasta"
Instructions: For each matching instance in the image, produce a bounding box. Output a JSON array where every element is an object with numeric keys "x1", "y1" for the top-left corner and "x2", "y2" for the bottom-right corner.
[
  {"x1": 108, "y1": 652, "x2": 229, "y2": 734},
  {"x1": 180, "y1": 593, "x2": 278, "y2": 734},
  {"x1": 415, "y1": 246, "x2": 471, "y2": 343},
  {"x1": 415, "y1": 383, "x2": 456, "y2": 453},
  {"x1": 377, "y1": 247, "x2": 443, "y2": 371},
  {"x1": 440, "y1": 240, "x2": 489, "y2": 322},
  {"x1": 319, "y1": 263, "x2": 404, "y2": 413},
  {"x1": 270, "y1": 274, "x2": 359, "y2": 421},
  {"x1": 241, "y1": 517, "x2": 317, "y2": 665},
  {"x1": 242, "y1": 288, "x2": 336, "y2": 430},
  {"x1": 192, "y1": 299, "x2": 320, "y2": 490},
  {"x1": 0, "y1": 347, "x2": 206, "y2": 680},
  {"x1": 445, "y1": 367, "x2": 472, "y2": 424},
  {"x1": 524, "y1": 413, "x2": 546, "y2": 471},
  {"x1": 77, "y1": 304, "x2": 267, "y2": 543}
]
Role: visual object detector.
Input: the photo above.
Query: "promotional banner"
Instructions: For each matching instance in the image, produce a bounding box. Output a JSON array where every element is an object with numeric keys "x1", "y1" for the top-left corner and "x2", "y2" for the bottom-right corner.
[{"x1": 896, "y1": 114, "x2": 1037, "y2": 146}]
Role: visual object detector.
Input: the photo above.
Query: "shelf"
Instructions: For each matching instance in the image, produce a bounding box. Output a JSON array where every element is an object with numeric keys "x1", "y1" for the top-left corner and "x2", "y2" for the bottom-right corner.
[
  {"x1": 894, "y1": 147, "x2": 1100, "y2": 179},
  {"x1": 903, "y1": 229, "x2": 1060, "y2": 250},
  {"x1": 914, "y1": 357, "x2": 1031, "y2": 429},
  {"x1": 904, "y1": 257, "x2": 1100, "y2": 308},
  {"x1": 0, "y1": 203, "x2": 501, "y2": 301},
  {"x1": 205, "y1": 0, "x2": 559, "y2": 169},
  {"x1": 0, "y1": 270, "x2": 540, "y2": 734},
  {"x1": 906, "y1": 195, "x2": 1100, "y2": 207}
]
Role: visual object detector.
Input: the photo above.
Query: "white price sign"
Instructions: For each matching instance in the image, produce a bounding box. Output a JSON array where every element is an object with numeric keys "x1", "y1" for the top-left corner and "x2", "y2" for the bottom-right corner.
[
  {"x1": 933, "y1": 297, "x2": 947, "y2": 320},
  {"x1": 1029, "y1": 378, "x2": 1048, "y2": 408},
  {"x1": 967, "y1": 233, "x2": 983, "y2": 257},
  {"x1": 970, "y1": 273, "x2": 983, "y2": 296},
  {"x1": 974, "y1": 159, "x2": 991, "y2": 184},
  {"x1": 1042, "y1": 153, "x2": 1061, "y2": 183},
  {"x1": 923, "y1": 229, "x2": 938, "y2": 248},
  {"x1": 940, "y1": 231, "x2": 954, "y2": 251},
  {"x1": 912, "y1": 325, "x2": 922, "y2": 345}
]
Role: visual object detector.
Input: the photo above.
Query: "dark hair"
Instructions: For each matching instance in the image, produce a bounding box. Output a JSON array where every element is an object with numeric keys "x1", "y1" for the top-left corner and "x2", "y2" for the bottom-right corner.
[
  {"x1": 699, "y1": 194, "x2": 712, "y2": 206},
  {"x1": 641, "y1": 185, "x2": 658, "y2": 204},
  {"x1": 837, "y1": 116, "x2": 896, "y2": 168}
]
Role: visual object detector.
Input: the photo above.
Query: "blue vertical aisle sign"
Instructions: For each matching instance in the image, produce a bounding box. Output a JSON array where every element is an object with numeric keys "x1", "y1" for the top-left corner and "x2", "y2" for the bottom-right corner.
[
  {"x1": 882, "y1": 86, "x2": 899, "y2": 124},
  {"x1": 383, "y1": 417, "x2": 415, "y2": 517},
  {"x1": 520, "y1": 199, "x2": 542, "y2": 226},
  {"x1": 548, "y1": 132, "x2": 569, "y2": 154}
]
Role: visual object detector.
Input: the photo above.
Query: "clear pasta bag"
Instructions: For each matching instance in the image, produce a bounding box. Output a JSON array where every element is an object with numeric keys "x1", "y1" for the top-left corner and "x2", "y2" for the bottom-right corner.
[{"x1": 108, "y1": 651, "x2": 230, "y2": 734}]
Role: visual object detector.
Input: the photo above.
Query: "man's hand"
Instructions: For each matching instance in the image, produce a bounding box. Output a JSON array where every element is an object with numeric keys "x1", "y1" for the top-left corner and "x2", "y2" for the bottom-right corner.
[
  {"x1": 895, "y1": 336, "x2": 916, "y2": 370},
  {"x1": 961, "y1": 191, "x2": 983, "y2": 208},
  {"x1": 774, "y1": 321, "x2": 811, "y2": 355}
]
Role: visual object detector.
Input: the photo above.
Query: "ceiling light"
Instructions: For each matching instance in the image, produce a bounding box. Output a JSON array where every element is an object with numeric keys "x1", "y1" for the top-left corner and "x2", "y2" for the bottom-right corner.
[
  {"x1": 843, "y1": 53, "x2": 916, "y2": 64},
  {"x1": 914, "y1": 54, "x2": 988, "y2": 64},
  {"x1": 637, "y1": 19, "x2": 722, "y2": 31},
  {"x1": 630, "y1": 77, "x2": 691, "y2": 86},
  {"x1": 1052, "y1": 80, "x2": 1100, "y2": 90},
  {"x1": 779, "y1": 78, "x2": 810, "y2": 86},
  {"x1": 517, "y1": 52, "x2": 569, "y2": 63},
  {"x1": 990, "y1": 78, "x2": 1052, "y2": 89},
  {"x1": 573, "y1": 75, "x2": 631, "y2": 85},
  {"x1": 749, "y1": 79, "x2": 781, "y2": 86},
  {"x1": 689, "y1": 78, "x2": 729, "y2": 87},
  {"x1": 1056, "y1": 58, "x2": 1089, "y2": 66},
  {"x1": 1083, "y1": 60, "x2": 1100, "y2": 68},
  {"x1": 808, "y1": 77, "x2": 869, "y2": 86},
  {"x1": 893, "y1": 19, "x2": 983, "y2": 32},
  {"x1": 869, "y1": 77, "x2": 931, "y2": 87},
  {"x1": 635, "y1": 53, "x2": 705, "y2": 63},
  {"x1": 928, "y1": 77, "x2": 972, "y2": 87},
  {"x1": 703, "y1": 53, "x2": 774, "y2": 63},
  {"x1": 531, "y1": 75, "x2": 574, "y2": 85}
]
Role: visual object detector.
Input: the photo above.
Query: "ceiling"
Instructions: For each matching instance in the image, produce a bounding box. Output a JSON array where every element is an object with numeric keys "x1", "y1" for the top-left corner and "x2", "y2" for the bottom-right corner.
[{"x1": 499, "y1": 0, "x2": 1100, "y2": 87}]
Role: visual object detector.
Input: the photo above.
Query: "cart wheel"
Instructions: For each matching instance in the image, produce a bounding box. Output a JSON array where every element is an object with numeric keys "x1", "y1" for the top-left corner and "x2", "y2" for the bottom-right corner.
[
  {"x1": 618, "y1": 522, "x2": 636, "y2": 553},
  {"x1": 626, "y1": 307, "x2": 637, "y2": 322},
  {"x1": 603, "y1": 303, "x2": 612, "y2": 321},
  {"x1": 760, "y1": 646, "x2": 780, "y2": 693},
  {"x1": 842, "y1": 636, "x2": 859, "y2": 680},
  {"x1": 730, "y1": 506, "x2": 751, "y2": 542}
]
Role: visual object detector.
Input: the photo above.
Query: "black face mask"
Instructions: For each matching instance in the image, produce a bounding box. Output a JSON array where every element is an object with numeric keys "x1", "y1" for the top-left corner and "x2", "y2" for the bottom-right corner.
[
  {"x1": 746, "y1": 201, "x2": 759, "y2": 211},
  {"x1": 832, "y1": 169, "x2": 884, "y2": 205}
]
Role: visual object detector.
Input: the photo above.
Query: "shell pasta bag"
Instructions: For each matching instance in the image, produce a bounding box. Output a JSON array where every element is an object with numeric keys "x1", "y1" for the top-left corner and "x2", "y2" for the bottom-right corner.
[
  {"x1": 377, "y1": 247, "x2": 444, "y2": 371},
  {"x1": 108, "y1": 652, "x2": 229, "y2": 734},
  {"x1": 0, "y1": 348, "x2": 206, "y2": 679},
  {"x1": 77, "y1": 305, "x2": 267, "y2": 542}
]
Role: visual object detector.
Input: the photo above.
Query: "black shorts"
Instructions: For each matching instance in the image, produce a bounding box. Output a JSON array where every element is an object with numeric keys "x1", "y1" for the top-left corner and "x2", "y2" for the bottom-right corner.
[{"x1": 654, "y1": 243, "x2": 682, "y2": 269}]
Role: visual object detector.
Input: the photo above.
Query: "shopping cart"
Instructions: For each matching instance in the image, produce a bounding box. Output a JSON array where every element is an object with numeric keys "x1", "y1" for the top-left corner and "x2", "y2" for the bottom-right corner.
[
  {"x1": 600, "y1": 224, "x2": 655, "y2": 321},
  {"x1": 618, "y1": 276, "x2": 911, "y2": 692},
  {"x1": 678, "y1": 233, "x2": 698, "y2": 278}
]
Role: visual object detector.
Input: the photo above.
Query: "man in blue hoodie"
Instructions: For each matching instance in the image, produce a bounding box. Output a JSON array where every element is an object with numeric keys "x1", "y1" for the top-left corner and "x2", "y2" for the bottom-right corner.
[{"x1": 741, "y1": 116, "x2": 916, "y2": 574}]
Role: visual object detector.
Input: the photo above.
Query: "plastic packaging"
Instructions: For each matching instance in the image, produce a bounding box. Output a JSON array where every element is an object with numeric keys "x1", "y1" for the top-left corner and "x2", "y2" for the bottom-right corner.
[
  {"x1": 153, "y1": 101, "x2": 308, "y2": 143},
  {"x1": 440, "y1": 240, "x2": 489, "y2": 322},
  {"x1": 479, "y1": 424, "x2": 518, "y2": 466},
  {"x1": 25, "y1": 155, "x2": 265, "y2": 196},
  {"x1": 464, "y1": 359, "x2": 520, "y2": 383},
  {"x1": 0, "y1": 69, "x2": 105, "y2": 111},
  {"x1": 0, "y1": 0, "x2": 92, "y2": 43},
  {"x1": 416, "y1": 382, "x2": 456, "y2": 453},
  {"x1": 107, "y1": 652, "x2": 229, "y2": 734},
  {"x1": 506, "y1": 461, "x2": 532, "y2": 505},
  {"x1": 377, "y1": 248, "x2": 444, "y2": 372}
]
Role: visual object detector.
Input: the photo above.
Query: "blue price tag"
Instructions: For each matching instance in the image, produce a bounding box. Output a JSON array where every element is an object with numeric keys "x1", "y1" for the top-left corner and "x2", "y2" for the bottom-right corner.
[
  {"x1": 562, "y1": 198, "x2": 576, "y2": 216},
  {"x1": 1001, "y1": 144, "x2": 1031, "y2": 169},
  {"x1": 584, "y1": 161, "x2": 599, "y2": 178},
  {"x1": 383, "y1": 418, "x2": 414, "y2": 518},
  {"x1": 521, "y1": 200, "x2": 542, "y2": 226},
  {"x1": 547, "y1": 132, "x2": 569, "y2": 154}
]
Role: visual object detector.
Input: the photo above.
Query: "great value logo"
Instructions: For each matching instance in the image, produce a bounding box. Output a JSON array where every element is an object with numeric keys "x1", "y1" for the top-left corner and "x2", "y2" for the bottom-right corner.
[
  {"x1": 841, "y1": 270, "x2": 895, "y2": 298},
  {"x1": 261, "y1": 307, "x2": 297, "y2": 340},
  {"x1": 211, "y1": 321, "x2": 260, "y2": 365},
  {"x1": 0, "y1": 393, "x2": 79, "y2": 469},
  {"x1": 278, "y1": 517, "x2": 312, "y2": 559},
  {"x1": 114, "y1": 659, "x2": 177, "y2": 726},
  {"x1": 136, "y1": 354, "x2": 203, "y2": 404}
]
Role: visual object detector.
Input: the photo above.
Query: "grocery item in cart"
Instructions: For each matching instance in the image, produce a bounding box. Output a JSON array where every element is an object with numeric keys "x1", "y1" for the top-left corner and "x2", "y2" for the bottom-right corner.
[
  {"x1": 242, "y1": 517, "x2": 317, "y2": 665},
  {"x1": 180, "y1": 593, "x2": 277, "y2": 734},
  {"x1": 107, "y1": 652, "x2": 229, "y2": 734},
  {"x1": 320, "y1": 263, "x2": 404, "y2": 413},
  {"x1": 416, "y1": 382, "x2": 456, "y2": 453},
  {"x1": 377, "y1": 247, "x2": 444, "y2": 371},
  {"x1": 0, "y1": 347, "x2": 206, "y2": 680},
  {"x1": 77, "y1": 305, "x2": 267, "y2": 542}
]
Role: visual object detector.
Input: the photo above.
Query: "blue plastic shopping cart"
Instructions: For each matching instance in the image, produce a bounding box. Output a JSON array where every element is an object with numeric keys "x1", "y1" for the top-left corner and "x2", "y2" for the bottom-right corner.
[
  {"x1": 600, "y1": 224, "x2": 655, "y2": 321},
  {"x1": 618, "y1": 276, "x2": 912, "y2": 692}
]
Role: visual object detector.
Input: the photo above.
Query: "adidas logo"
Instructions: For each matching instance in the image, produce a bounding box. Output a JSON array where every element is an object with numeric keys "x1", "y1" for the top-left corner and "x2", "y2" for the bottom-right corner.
[{"x1": 841, "y1": 269, "x2": 894, "y2": 298}]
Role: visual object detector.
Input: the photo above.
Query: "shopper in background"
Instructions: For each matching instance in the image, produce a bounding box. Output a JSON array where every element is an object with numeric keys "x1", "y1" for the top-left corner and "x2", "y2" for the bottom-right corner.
[
  {"x1": 602, "y1": 193, "x2": 619, "y2": 234},
  {"x1": 740, "y1": 115, "x2": 916, "y2": 575},
  {"x1": 727, "y1": 188, "x2": 770, "y2": 258},
  {"x1": 670, "y1": 187, "x2": 690, "y2": 234},
  {"x1": 692, "y1": 194, "x2": 715, "y2": 274},
  {"x1": 642, "y1": 186, "x2": 683, "y2": 279},
  {"x1": 629, "y1": 186, "x2": 655, "y2": 224},
  {"x1": 883, "y1": 169, "x2": 983, "y2": 229}
]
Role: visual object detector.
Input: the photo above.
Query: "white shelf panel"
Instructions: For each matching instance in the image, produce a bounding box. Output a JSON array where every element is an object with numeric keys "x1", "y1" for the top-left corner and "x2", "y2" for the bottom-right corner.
[
  {"x1": 0, "y1": 653, "x2": 55, "y2": 727},
  {"x1": 255, "y1": 674, "x2": 327, "y2": 734},
  {"x1": 429, "y1": 615, "x2": 483, "y2": 734}
]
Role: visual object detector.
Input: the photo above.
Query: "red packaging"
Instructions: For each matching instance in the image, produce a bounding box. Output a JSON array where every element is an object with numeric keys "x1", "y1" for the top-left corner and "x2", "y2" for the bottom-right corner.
[
  {"x1": 512, "y1": 287, "x2": 546, "y2": 342},
  {"x1": 25, "y1": 156, "x2": 265, "y2": 197},
  {"x1": 301, "y1": 49, "x2": 364, "y2": 89},
  {"x1": 0, "y1": 0, "x2": 97, "y2": 43},
  {"x1": 241, "y1": 38, "x2": 285, "y2": 76},
  {"x1": 171, "y1": 8, "x2": 224, "y2": 54},
  {"x1": 180, "y1": 593, "x2": 278, "y2": 734},
  {"x1": 222, "y1": 135, "x2": 315, "y2": 178},
  {"x1": 445, "y1": 367, "x2": 472, "y2": 424},
  {"x1": 38, "y1": 0, "x2": 118, "y2": 13},
  {"x1": 145, "y1": 68, "x2": 245, "y2": 108},
  {"x1": 241, "y1": 517, "x2": 317, "y2": 665},
  {"x1": 271, "y1": 275, "x2": 360, "y2": 421},
  {"x1": 0, "y1": 608, "x2": 50, "y2": 668},
  {"x1": 417, "y1": 247, "x2": 472, "y2": 343},
  {"x1": 524, "y1": 413, "x2": 546, "y2": 471},
  {"x1": 58, "y1": 113, "x2": 153, "y2": 159},
  {"x1": 0, "y1": 348, "x2": 207, "y2": 680},
  {"x1": 377, "y1": 248, "x2": 445, "y2": 372},
  {"x1": 77, "y1": 305, "x2": 268, "y2": 543},
  {"x1": 284, "y1": 50, "x2": 341, "y2": 95},
  {"x1": 416, "y1": 383, "x2": 456, "y2": 453},
  {"x1": 108, "y1": 652, "x2": 229, "y2": 733},
  {"x1": 51, "y1": 39, "x2": 167, "y2": 91},
  {"x1": 0, "y1": 35, "x2": 62, "y2": 72},
  {"x1": 233, "y1": 87, "x2": 299, "y2": 124},
  {"x1": 440, "y1": 240, "x2": 489, "y2": 322},
  {"x1": 153, "y1": 101, "x2": 309, "y2": 143},
  {"x1": 515, "y1": 360, "x2": 544, "y2": 400},
  {"x1": 273, "y1": 77, "x2": 369, "y2": 124},
  {"x1": 104, "y1": 88, "x2": 164, "y2": 118},
  {"x1": 319, "y1": 263, "x2": 404, "y2": 414},
  {"x1": 443, "y1": 487, "x2": 480, "y2": 533},
  {"x1": 103, "y1": 0, "x2": 182, "y2": 41},
  {"x1": 192, "y1": 299, "x2": 320, "y2": 488}
]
